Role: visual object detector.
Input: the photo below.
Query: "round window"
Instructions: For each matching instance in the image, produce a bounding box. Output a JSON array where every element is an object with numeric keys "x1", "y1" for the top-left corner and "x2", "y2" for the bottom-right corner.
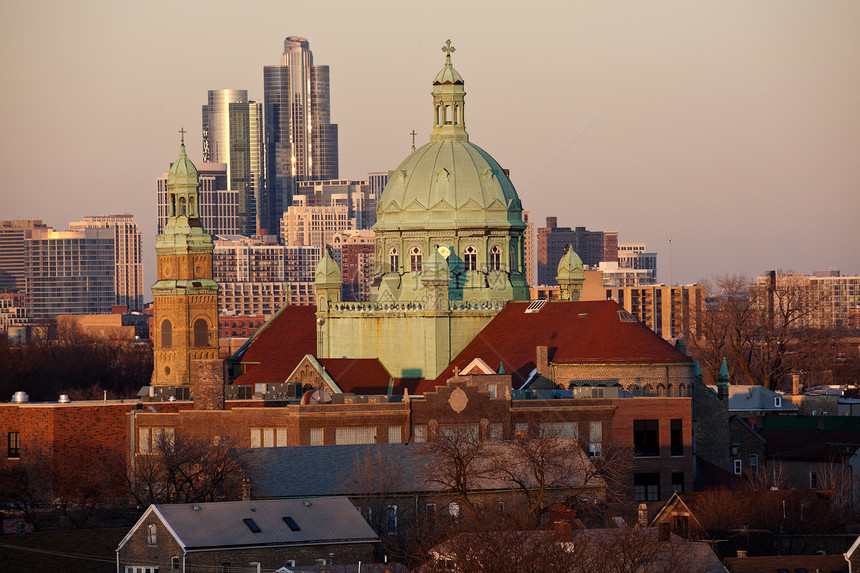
[{"x1": 164, "y1": 365, "x2": 171, "y2": 376}]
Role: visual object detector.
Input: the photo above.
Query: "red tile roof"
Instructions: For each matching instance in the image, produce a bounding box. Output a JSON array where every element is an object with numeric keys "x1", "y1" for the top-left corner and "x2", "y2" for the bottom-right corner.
[
  {"x1": 433, "y1": 300, "x2": 691, "y2": 389},
  {"x1": 233, "y1": 305, "x2": 318, "y2": 386},
  {"x1": 317, "y1": 358, "x2": 391, "y2": 394}
]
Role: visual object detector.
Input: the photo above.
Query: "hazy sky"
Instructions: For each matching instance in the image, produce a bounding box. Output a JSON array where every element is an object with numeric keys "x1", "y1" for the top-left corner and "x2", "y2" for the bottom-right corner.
[{"x1": 2, "y1": 0, "x2": 858, "y2": 294}]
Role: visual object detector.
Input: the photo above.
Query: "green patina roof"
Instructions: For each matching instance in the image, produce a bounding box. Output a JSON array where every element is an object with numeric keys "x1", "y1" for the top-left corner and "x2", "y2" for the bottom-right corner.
[
  {"x1": 315, "y1": 251, "x2": 342, "y2": 285},
  {"x1": 168, "y1": 142, "x2": 199, "y2": 188},
  {"x1": 556, "y1": 247, "x2": 585, "y2": 282},
  {"x1": 374, "y1": 141, "x2": 523, "y2": 231},
  {"x1": 717, "y1": 358, "x2": 730, "y2": 386},
  {"x1": 434, "y1": 51, "x2": 463, "y2": 85}
]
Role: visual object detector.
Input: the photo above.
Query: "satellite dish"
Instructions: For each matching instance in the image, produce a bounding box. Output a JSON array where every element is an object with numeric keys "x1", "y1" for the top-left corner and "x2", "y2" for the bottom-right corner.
[{"x1": 301, "y1": 388, "x2": 332, "y2": 405}]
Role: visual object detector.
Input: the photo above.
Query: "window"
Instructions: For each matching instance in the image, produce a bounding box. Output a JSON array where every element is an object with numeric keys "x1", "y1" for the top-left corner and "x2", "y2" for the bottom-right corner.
[
  {"x1": 7, "y1": 431, "x2": 20, "y2": 458},
  {"x1": 388, "y1": 426, "x2": 401, "y2": 443},
  {"x1": 388, "y1": 247, "x2": 399, "y2": 272},
  {"x1": 589, "y1": 421, "x2": 602, "y2": 457},
  {"x1": 335, "y1": 427, "x2": 376, "y2": 445},
  {"x1": 733, "y1": 459, "x2": 742, "y2": 476},
  {"x1": 464, "y1": 246, "x2": 477, "y2": 271},
  {"x1": 413, "y1": 425, "x2": 427, "y2": 443},
  {"x1": 161, "y1": 319, "x2": 172, "y2": 348},
  {"x1": 671, "y1": 472, "x2": 684, "y2": 493},
  {"x1": 409, "y1": 247, "x2": 422, "y2": 272},
  {"x1": 309, "y1": 428, "x2": 323, "y2": 446},
  {"x1": 633, "y1": 420, "x2": 659, "y2": 457},
  {"x1": 147, "y1": 524, "x2": 157, "y2": 546},
  {"x1": 385, "y1": 505, "x2": 398, "y2": 533},
  {"x1": 670, "y1": 419, "x2": 683, "y2": 456},
  {"x1": 540, "y1": 421, "x2": 577, "y2": 439},
  {"x1": 193, "y1": 318, "x2": 209, "y2": 347},
  {"x1": 126, "y1": 567, "x2": 159, "y2": 573},
  {"x1": 509, "y1": 241, "x2": 518, "y2": 273},
  {"x1": 171, "y1": 557, "x2": 180, "y2": 571},
  {"x1": 243, "y1": 518, "x2": 261, "y2": 533},
  {"x1": 448, "y1": 502, "x2": 460, "y2": 518},
  {"x1": 774, "y1": 396, "x2": 782, "y2": 408},
  {"x1": 634, "y1": 473, "x2": 660, "y2": 501},
  {"x1": 809, "y1": 469, "x2": 818, "y2": 489},
  {"x1": 489, "y1": 246, "x2": 501, "y2": 271},
  {"x1": 750, "y1": 454, "x2": 758, "y2": 472},
  {"x1": 221, "y1": 563, "x2": 231, "y2": 573}
]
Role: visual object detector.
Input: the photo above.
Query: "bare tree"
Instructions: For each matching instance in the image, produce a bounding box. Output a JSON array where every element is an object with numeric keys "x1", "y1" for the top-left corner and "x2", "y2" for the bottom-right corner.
[
  {"x1": 689, "y1": 272, "x2": 838, "y2": 390},
  {"x1": 127, "y1": 429, "x2": 250, "y2": 505}
]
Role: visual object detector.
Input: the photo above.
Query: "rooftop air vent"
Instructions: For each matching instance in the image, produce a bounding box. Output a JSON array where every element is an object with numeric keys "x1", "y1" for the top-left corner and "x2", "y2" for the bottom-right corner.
[
  {"x1": 11, "y1": 391, "x2": 29, "y2": 403},
  {"x1": 525, "y1": 300, "x2": 548, "y2": 313},
  {"x1": 58, "y1": 394, "x2": 71, "y2": 403}
]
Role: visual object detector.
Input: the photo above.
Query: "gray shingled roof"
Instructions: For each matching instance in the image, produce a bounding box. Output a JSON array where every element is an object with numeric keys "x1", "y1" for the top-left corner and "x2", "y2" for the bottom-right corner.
[
  {"x1": 239, "y1": 441, "x2": 601, "y2": 500},
  {"x1": 143, "y1": 497, "x2": 378, "y2": 550}
]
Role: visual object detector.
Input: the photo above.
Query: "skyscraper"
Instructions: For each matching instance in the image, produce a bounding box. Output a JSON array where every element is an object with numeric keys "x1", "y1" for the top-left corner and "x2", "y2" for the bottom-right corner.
[
  {"x1": 25, "y1": 227, "x2": 116, "y2": 321},
  {"x1": 69, "y1": 215, "x2": 144, "y2": 311},
  {"x1": 202, "y1": 90, "x2": 263, "y2": 235},
  {"x1": 0, "y1": 219, "x2": 49, "y2": 292},
  {"x1": 262, "y1": 36, "x2": 339, "y2": 236}
]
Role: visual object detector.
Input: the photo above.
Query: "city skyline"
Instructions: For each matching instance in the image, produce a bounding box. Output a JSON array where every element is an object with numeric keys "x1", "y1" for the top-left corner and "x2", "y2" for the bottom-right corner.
[{"x1": 2, "y1": 0, "x2": 858, "y2": 297}]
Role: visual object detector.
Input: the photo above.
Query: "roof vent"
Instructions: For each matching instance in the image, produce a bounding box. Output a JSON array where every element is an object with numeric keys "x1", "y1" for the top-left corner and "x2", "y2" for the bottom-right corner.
[
  {"x1": 525, "y1": 300, "x2": 548, "y2": 313},
  {"x1": 11, "y1": 391, "x2": 29, "y2": 403},
  {"x1": 303, "y1": 501, "x2": 312, "y2": 507},
  {"x1": 58, "y1": 394, "x2": 71, "y2": 403},
  {"x1": 192, "y1": 505, "x2": 201, "y2": 511}
]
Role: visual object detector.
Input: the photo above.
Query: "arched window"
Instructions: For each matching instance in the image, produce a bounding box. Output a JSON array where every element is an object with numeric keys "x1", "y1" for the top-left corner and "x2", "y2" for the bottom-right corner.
[
  {"x1": 193, "y1": 318, "x2": 209, "y2": 347},
  {"x1": 509, "y1": 242, "x2": 518, "y2": 273},
  {"x1": 161, "y1": 319, "x2": 172, "y2": 348},
  {"x1": 489, "y1": 246, "x2": 502, "y2": 271},
  {"x1": 410, "y1": 247, "x2": 422, "y2": 272},
  {"x1": 170, "y1": 194, "x2": 176, "y2": 217},
  {"x1": 444, "y1": 105, "x2": 452, "y2": 125},
  {"x1": 179, "y1": 196, "x2": 186, "y2": 216},
  {"x1": 389, "y1": 247, "x2": 399, "y2": 272},
  {"x1": 464, "y1": 246, "x2": 477, "y2": 271},
  {"x1": 147, "y1": 524, "x2": 157, "y2": 546}
]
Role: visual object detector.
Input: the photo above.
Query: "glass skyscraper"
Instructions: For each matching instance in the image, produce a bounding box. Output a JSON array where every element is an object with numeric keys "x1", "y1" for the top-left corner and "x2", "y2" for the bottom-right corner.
[
  {"x1": 262, "y1": 36, "x2": 339, "y2": 237},
  {"x1": 202, "y1": 90, "x2": 263, "y2": 236}
]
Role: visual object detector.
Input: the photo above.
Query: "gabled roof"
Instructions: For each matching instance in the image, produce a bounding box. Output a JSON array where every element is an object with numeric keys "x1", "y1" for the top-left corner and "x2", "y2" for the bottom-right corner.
[
  {"x1": 233, "y1": 305, "x2": 318, "y2": 386},
  {"x1": 434, "y1": 300, "x2": 691, "y2": 388},
  {"x1": 118, "y1": 497, "x2": 377, "y2": 551},
  {"x1": 725, "y1": 385, "x2": 798, "y2": 412},
  {"x1": 317, "y1": 358, "x2": 394, "y2": 395}
]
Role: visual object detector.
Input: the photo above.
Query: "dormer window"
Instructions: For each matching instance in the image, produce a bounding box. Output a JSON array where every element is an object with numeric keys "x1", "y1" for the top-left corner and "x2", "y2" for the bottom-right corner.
[{"x1": 774, "y1": 396, "x2": 782, "y2": 408}]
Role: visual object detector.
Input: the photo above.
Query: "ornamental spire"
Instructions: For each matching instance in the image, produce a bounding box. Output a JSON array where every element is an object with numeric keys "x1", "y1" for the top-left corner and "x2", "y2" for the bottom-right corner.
[{"x1": 431, "y1": 39, "x2": 468, "y2": 143}]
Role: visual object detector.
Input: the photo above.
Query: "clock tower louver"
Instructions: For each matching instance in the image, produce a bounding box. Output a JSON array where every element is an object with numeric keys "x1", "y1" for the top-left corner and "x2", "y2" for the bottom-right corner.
[{"x1": 152, "y1": 133, "x2": 219, "y2": 386}]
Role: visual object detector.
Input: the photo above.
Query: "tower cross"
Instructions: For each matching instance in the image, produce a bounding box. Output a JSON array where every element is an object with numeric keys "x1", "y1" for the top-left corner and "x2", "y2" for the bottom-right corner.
[
  {"x1": 442, "y1": 39, "x2": 455, "y2": 57},
  {"x1": 179, "y1": 126, "x2": 186, "y2": 145},
  {"x1": 410, "y1": 130, "x2": 417, "y2": 151}
]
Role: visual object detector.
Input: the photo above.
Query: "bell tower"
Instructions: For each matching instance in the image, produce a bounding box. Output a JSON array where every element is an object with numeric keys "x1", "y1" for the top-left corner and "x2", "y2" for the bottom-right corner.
[{"x1": 151, "y1": 130, "x2": 219, "y2": 386}]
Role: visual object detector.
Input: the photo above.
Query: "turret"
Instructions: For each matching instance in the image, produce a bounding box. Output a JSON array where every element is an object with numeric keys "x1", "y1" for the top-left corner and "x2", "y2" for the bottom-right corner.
[
  {"x1": 314, "y1": 249, "x2": 342, "y2": 310},
  {"x1": 556, "y1": 246, "x2": 585, "y2": 301}
]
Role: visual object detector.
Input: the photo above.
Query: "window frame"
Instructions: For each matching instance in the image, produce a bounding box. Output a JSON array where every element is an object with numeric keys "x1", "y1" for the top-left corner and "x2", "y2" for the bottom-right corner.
[
  {"x1": 463, "y1": 246, "x2": 478, "y2": 271},
  {"x1": 7, "y1": 431, "x2": 20, "y2": 458}
]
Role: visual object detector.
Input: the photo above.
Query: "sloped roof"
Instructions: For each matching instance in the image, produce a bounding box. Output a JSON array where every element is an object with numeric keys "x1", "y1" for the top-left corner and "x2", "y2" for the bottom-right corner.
[
  {"x1": 317, "y1": 358, "x2": 393, "y2": 394},
  {"x1": 725, "y1": 386, "x2": 798, "y2": 412},
  {"x1": 233, "y1": 305, "x2": 318, "y2": 386},
  {"x1": 120, "y1": 497, "x2": 377, "y2": 551},
  {"x1": 434, "y1": 300, "x2": 691, "y2": 388}
]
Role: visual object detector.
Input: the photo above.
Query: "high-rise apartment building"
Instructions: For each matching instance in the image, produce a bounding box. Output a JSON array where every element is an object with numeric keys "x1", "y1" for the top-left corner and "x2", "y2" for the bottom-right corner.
[
  {"x1": 25, "y1": 227, "x2": 116, "y2": 321},
  {"x1": 536, "y1": 217, "x2": 618, "y2": 285},
  {"x1": 69, "y1": 215, "x2": 143, "y2": 311},
  {"x1": 523, "y1": 210, "x2": 535, "y2": 286},
  {"x1": 213, "y1": 235, "x2": 319, "y2": 313},
  {"x1": 0, "y1": 219, "x2": 49, "y2": 292},
  {"x1": 262, "y1": 36, "x2": 339, "y2": 235},
  {"x1": 617, "y1": 242, "x2": 657, "y2": 284},
  {"x1": 331, "y1": 230, "x2": 375, "y2": 302},
  {"x1": 202, "y1": 90, "x2": 264, "y2": 235},
  {"x1": 158, "y1": 163, "x2": 238, "y2": 236},
  {"x1": 751, "y1": 271, "x2": 860, "y2": 329}
]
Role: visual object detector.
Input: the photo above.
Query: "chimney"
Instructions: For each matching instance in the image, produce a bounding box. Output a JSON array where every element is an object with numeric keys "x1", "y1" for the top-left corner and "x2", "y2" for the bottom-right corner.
[
  {"x1": 192, "y1": 359, "x2": 226, "y2": 410},
  {"x1": 658, "y1": 522, "x2": 670, "y2": 542},
  {"x1": 638, "y1": 503, "x2": 649, "y2": 527},
  {"x1": 553, "y1": 520, "x2": 573, "y2": 539},
  {"x1": 536, "y1": 346, "x2": 551, "y2": 380},
  {"x1": 242, "y1": 479, "x2": 252, "y2": 501},
  {"x1": 792, "y1": 372, "x2": 802, "y2": 396}
]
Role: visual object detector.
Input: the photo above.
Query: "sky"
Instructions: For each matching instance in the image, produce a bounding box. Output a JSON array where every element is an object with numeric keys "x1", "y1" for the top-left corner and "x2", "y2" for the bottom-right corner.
[{"x1": 2, "y1": 0, "x2": 858, "y2": 295}]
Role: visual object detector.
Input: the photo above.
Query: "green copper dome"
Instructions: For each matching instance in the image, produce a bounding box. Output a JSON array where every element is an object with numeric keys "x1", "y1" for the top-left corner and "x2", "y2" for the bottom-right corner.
[
  {"x1": 556, "y1": 246, "x2": 585, "y2": 281},
  {"x1": 375, "y1": 40, "x2": 523, "y2": 233},
  {"x1": 168, "y1": 142, "x2": 199, "y2": 187}
]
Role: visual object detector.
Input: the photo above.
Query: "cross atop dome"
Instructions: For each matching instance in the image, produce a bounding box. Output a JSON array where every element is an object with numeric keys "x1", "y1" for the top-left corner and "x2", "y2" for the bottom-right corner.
[
  {"x1": 432, "y1": 39, "x2": 467, "y2": 142},
  {"x1": 442, "y1": 39, "x2": 455, "y2": 58}
]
